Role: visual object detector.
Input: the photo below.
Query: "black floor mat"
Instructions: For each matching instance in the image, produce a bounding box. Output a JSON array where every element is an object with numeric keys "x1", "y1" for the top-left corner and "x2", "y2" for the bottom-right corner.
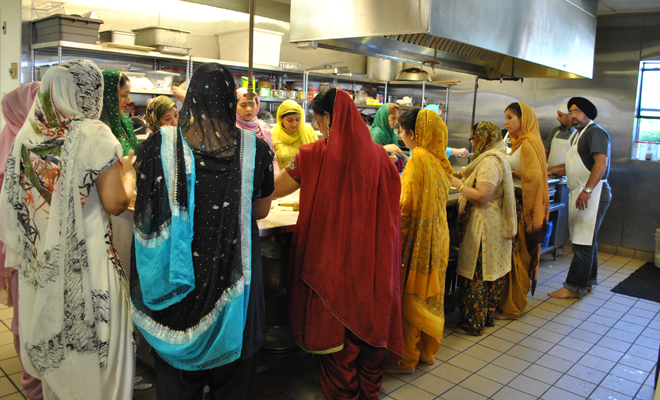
[{"x1": 611, "y1": 262, "x2": 660, "y2": 303}]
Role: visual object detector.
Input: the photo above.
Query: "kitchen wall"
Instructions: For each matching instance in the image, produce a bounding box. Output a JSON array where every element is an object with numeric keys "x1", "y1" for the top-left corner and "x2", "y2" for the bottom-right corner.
[{"x1": 427, "y1": 11, "x2": 660, "y2": 253}]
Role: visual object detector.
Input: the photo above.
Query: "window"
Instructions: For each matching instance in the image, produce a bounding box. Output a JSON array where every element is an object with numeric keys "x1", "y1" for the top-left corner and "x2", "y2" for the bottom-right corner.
[{"x1": 633, "y1": 61, "x2": 660, "y2": 160}]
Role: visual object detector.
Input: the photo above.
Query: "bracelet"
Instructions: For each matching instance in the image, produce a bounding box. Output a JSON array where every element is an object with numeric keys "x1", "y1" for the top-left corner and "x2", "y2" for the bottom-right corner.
[
  {"x1": 122, "y1": 175, "x2": 136, "y2": 186},
  {"x1": 458, "y1": 183, "x2": 465, "y2": 193}
]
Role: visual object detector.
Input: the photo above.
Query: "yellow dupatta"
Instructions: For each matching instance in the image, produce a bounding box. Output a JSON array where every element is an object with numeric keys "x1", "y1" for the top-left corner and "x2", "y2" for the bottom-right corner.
[
  {"x1": 271, "y1": 100, "x2": 317, "y2": 169},
  {"x1": 400, "y1": 109, "x2": 451, "y2": 338}
]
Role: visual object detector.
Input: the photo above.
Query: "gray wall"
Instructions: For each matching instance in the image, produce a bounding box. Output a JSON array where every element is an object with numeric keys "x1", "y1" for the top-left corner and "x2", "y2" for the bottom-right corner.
[{"x1": 434, "y1": 12, "x2": 660, "y2": 252}]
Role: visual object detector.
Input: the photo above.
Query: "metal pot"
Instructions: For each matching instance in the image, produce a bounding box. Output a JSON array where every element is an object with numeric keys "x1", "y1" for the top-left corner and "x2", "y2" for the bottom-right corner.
[
  {"x1": 367, "y1": 57, "x2": 403, "y2": 81},
  {"x1": 395, "y1": 67, "x2": 431, "y2": 81},
  {"x1": 287, "y1": 90, "x2": 298, "y2": 99}
]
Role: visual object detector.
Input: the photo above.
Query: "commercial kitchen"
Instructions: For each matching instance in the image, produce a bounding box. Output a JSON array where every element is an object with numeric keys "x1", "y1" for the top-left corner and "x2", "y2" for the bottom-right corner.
[{"x1": 0, "y1": 0, "x2": 659, "y2": 399}]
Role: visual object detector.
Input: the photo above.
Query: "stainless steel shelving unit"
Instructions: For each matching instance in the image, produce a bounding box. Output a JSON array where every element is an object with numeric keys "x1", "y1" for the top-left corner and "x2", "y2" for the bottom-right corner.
[{"x1": 30, "y1": 42, "x2": 452, "y2": 121}]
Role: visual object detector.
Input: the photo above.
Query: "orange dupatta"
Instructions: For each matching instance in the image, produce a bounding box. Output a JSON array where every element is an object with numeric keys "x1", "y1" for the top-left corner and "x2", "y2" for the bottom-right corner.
[{"x1": 509, "y1": 102, "x2": 549, "y2": 293}]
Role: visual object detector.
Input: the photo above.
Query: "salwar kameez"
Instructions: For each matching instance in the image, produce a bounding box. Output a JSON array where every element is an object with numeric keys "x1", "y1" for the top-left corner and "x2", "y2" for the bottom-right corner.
[{"x1": 457, "y1": 251, "x2": 506, "y2": 336}]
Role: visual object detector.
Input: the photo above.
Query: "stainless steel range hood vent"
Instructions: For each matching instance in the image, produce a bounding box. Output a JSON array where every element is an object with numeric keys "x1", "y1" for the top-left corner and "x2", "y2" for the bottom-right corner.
[{"x1": 289, "y1": 0, "x2": 597, "y2": 79}]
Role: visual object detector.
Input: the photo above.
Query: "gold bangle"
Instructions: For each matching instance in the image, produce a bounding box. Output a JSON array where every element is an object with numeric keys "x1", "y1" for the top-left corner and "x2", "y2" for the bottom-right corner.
[
  {"x1": 123, "y1": 175, "x2": 136, "y2": 186},
  {"x1": 458, "y1": 184, "x2": 464, "y2": 193}
]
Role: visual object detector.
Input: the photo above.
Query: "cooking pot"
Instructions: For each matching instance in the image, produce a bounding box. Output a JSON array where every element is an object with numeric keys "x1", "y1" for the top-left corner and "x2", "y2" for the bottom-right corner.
[{"x1": 395, "y1": 67, "x2": 431, "y2": 81}]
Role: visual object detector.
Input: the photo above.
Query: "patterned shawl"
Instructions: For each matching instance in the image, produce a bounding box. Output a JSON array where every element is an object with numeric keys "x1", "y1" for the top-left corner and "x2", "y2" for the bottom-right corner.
[
  {"x1": 0, "y1": 60, "x2": 125, "y2": 393},
  {"x1": 101, "y1": 70, "x2": 139, "y2": 155},
  {"x1": 144, "y1": 95, "x2": 176, "y2": 134},
  {"x1": 509, "y1": 103, "x2": 549, "y2": 292},
  {"x1": 400, "y1": 109, "x2": 451, "y2": 339}
]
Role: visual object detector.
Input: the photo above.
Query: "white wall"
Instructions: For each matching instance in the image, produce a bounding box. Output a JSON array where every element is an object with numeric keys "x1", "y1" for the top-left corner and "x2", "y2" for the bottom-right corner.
[{"x1": 0, "y1": 0, "x2": 23, "y2": 132}]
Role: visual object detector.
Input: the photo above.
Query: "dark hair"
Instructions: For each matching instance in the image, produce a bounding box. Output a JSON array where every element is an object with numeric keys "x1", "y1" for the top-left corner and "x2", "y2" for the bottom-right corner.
[
  {"x1": 399, "y1": 108, "x2": 421, "y2": 134},
  {"x1": 119, "y1": 72, "x2": 130, "y2": 88},
  {"x1": 471, "y1": 123, "x2": 479, "y2": 133},
  {"x1": 505, "y1": 102, "x2": 522, "y2": 118},
  {"x1": 310, "y1": 88, "x2": 337, "y2": 127}
]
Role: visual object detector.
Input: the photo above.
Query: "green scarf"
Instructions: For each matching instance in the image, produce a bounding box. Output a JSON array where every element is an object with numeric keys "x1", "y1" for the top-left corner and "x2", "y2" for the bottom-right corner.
[
  {"x1": 370, "y1": 104, "x2": 397, "y2": 146},
  {"x1": 101, "y1": 70, "x2": 139, "y2": 155}
]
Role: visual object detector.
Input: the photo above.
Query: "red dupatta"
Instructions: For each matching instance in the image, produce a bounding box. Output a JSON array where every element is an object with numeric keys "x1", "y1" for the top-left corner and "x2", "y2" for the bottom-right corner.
[{"x1": 288, "y1": 89, "x2": 403, "y2": 356}]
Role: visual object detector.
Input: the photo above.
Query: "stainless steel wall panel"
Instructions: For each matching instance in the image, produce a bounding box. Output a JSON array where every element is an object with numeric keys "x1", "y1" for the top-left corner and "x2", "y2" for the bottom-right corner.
[
  {"x1": 596, "y1": 167, "x2": 628, "y2": 246},
  {"x1": 621, "y1": 161, "x2": 660, "y2": 251}
]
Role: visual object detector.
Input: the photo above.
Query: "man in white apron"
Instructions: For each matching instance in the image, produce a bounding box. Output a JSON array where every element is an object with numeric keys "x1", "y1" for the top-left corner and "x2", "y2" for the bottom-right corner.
[
  {"x1": 549, "y1": 97, "x2": 611, "y2": 299},
  {"x1": 545, "y1": 103, "x2": 577, "y2": 169}
]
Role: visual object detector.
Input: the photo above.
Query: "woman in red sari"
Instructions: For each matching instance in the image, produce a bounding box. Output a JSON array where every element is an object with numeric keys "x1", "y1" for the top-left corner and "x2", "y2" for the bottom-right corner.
[{"x1": 274, "y1": 88, "x2": 403, "y2": 400}]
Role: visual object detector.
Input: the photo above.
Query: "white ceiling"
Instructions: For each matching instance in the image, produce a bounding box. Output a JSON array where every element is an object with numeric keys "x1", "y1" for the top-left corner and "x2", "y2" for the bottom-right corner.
[{"x1": 598, "y1": 0, "x2": 660, "y2": 15}]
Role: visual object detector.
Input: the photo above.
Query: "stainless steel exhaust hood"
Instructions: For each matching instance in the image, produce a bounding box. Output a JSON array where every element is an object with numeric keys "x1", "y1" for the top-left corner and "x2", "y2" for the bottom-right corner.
[{"x1": 289, "y1": 0, "x2": 597, "y2": 79}]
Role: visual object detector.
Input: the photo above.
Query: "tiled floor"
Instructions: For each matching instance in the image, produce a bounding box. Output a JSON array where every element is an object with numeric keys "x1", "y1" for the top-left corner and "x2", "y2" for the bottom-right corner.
[{"x1": 1, "y1": 250, "x2": 659, "y2": 399}]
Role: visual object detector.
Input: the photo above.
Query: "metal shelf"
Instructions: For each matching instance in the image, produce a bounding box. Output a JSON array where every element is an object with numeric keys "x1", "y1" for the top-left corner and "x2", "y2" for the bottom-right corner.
[
  {"x1": 306, "y1": 72, "x2": 387, "y2": 85},
  {"x1": 260, "y1": 97, "x2": 306, "y2": 104},
  {"x1": 388, "y1": 80, "x2": 451, "y2": 89},
  {"x1": 191, "y1": 57, "x2": 305, "y2": 75},
  {"x1": 31, "y1": 41, "x2": 189, "y2": 62},
  {"x1": 131, "y1": 88, "x2": 175, "y2": 96}
]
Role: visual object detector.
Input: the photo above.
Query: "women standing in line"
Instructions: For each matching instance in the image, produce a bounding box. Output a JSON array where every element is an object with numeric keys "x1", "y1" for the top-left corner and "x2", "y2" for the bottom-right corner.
[
  {"x1": 144, "y1": 95, "x2": 179, "y2": 135},
  {"x1": 391, "y1": 108, "x2": 451, "y2": 373},
  {"x1": 0, "y1": 82, "x2": 43, "y2": 400},
  {"x1": 101, "y1": 69, "x2": 140, "y2": 155},
  {"x1": 0, "y1": 60, "x2": 136, "y2": 399},
  {"x1": 271, "y1": 99, "x2": 317, "y2": 170},
  {"x1": 497, "y1": 103, "x2": 549, "y2": 320},
  {"x1": 236, "y1": 87, "x2": 279, "y2": 176},
  {"x1": 273, "y1": 88, "x2": 403, "y2": 400},
  {"x1": 451, "y1": 122, "x2": 517, "y2": 335},
  {"x1": 130, "y1": 62, "x2": 274, "y2": 400}
]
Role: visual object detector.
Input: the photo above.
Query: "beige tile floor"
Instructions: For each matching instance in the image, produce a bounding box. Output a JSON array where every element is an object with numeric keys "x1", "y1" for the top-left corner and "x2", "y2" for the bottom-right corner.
[{"x1": 0, "y1": 250, "x2": 658, "y2": 400}]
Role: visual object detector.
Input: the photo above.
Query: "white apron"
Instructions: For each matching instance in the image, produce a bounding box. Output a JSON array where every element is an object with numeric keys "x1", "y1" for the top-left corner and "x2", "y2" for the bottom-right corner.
[
  {"x1": 566, "y1": 123, "x2": 604, "y2": 246},
  {"x1": 547, "y1": 129, "x2": 577, "y2": 167}
]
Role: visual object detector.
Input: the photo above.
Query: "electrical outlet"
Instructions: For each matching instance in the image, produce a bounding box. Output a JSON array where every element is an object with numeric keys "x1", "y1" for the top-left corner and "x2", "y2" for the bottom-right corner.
[{"x1": 9, "y1": 63, "x2": 18, "y2": 79}]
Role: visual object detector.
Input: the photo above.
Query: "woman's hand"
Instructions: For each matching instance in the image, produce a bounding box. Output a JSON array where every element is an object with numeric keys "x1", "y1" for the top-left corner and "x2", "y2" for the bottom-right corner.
[
  {"x1": 451, "y1": 176, "x2": 463, "y2": 188},
  {"x1": 383, "y1": 144, "x2": 403, "y2": 155},
  {"x1": 121, "y1": 150, "x2": 136, "y2": 179},
  {"x1": 172, "y1": 86, "x2": 186, "y2": 103},
  {"x1": 389, "y1": 154, "x2": 398, "y2": 164},
  {"x1": 458, "y1": 148, "x2": 470, "y2": 157},
  {"x1": 512, "y1": 170, "x2": 522, "y2": 180}
]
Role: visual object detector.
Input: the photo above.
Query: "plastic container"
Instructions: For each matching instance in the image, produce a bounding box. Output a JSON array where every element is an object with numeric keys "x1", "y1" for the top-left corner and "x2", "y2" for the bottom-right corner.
[
  {"x1": 308, "y1": 88, "x2": 318, "y2": 100},
  {"x1": 655, "y1": 228, "x2": 660, "y2": 267},
  {"x1": 99, "y1": 30, "x2": 136, "y2": 45},
  {"x1": 31, "y1": 2, "x2": 65, "y2": 19},
  {"x1": 144, "y1": 70, "x2": 179, "y2": 90},
  {"x1": 216, "y1": 28, "x2": 283, "y2": 67},
  {"x1": 132, "y1": 27, "x2": 190, "y2": 47},
  {"x1": 33, "y1": 14, "x2": 103, "y2": 44},
  {"x1": 632, "y1": 141, "x2": 641, "y2": 160},
  {"x1": 542, "y1": 221, "x2": 554, "y2": 248}
]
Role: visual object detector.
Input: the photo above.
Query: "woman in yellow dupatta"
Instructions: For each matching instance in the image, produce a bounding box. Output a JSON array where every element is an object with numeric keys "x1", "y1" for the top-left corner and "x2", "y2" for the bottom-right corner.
[
  {"x1": 271, "y1": 100, "x2": 317, "y2": 170},
  {"x1": 498, "y1": 102, "x2": 549, "y2": 320},
  {"x1": 390, "y1": 108, "x2": 451, "y2": 373}
]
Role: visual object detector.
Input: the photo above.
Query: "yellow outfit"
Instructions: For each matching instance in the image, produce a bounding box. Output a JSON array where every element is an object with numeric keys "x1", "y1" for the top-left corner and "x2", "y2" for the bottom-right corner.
[
  {"x1": 399, "y1": 110, "x2": 452, "y2": 369},
  {"x1": 271, "y1": 100, "x2": 317, "y2": 170}
]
